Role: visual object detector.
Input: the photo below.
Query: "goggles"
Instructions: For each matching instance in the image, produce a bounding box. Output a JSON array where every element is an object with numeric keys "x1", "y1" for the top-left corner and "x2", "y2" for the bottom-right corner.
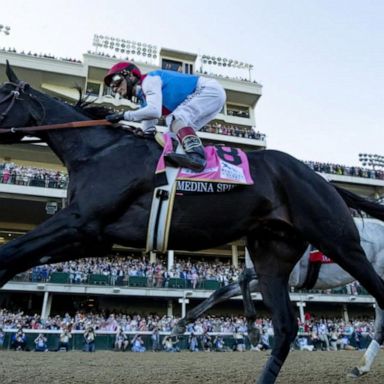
[{"x1": 110, "y1": 74, "x2": 124, "y2": 90}]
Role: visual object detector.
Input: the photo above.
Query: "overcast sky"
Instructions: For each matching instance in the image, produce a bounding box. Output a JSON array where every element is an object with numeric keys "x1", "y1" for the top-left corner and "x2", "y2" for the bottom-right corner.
[{"x1": 1, "y1": 0, "x2": 383, "y2": 166}]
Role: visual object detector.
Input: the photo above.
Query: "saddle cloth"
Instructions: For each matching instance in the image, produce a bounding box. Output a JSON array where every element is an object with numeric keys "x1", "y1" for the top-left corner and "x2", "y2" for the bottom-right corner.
[
  {"x1": 156, "y1": 133, "x2": 254, "y2": 186},
  {"x1": 309, "y1": 248, "x2": 333, "y2": 264}
]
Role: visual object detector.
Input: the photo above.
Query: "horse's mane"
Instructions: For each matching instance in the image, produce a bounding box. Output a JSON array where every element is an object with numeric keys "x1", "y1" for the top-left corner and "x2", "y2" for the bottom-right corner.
[{"x1": 72, "y1": 87, "x2": 113, "y2": 119}]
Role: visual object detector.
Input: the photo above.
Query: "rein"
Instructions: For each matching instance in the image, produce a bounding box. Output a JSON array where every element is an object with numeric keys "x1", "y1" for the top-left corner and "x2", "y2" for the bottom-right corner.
[
  {"x1": 0, "y1": 80, "x2": 111, "y2": 134},
  {"x1": 0, "y1": 119, "x2": 112, "y2": 134}
]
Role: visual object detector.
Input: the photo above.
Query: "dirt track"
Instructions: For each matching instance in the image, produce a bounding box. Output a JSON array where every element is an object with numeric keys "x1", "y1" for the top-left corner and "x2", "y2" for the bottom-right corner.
[{"x1": 0, "y1": 350, "x2": 383, "y2": 383}]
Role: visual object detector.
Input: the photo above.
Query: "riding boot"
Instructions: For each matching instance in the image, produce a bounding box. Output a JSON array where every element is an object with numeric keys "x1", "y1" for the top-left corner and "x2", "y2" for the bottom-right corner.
[{"x1": 165, "y1": 127, "x2": 207, "y2": 172}]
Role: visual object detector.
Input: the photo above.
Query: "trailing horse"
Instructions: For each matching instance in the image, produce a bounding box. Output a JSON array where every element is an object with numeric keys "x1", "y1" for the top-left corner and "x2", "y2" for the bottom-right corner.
[
  {"x1": 173, "y1": 217, "x2": 384, "y2": 378},
  {"x1": 1, "y1": 62, "x2": 384, "y2": 383}
]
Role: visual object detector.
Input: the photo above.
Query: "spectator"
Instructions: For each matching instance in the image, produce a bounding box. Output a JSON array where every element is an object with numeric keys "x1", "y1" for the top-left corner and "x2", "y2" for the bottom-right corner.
[
  {"x1": 318, "y1": 322, "x2": 330, "y2": 351},
  {"x1": 114, "y1": 328, "x2": 129, "y2": 351},
  {"x1": 201, "y1": 330, "x2": 213, "y2": 352},
  {"x1": 188, "y1": 332, "x2": 199, "y2": 352},
  {"x1": 233, "y1": 329, "x2": 246, "y2": 352},
  {"x1": 213, "y1": 335, "x2": 229, "y2": 352},
  {"x1": 162, "y1": 335, "x2": 180, "y2": 352},
  {"x1": 0, "y1": 327, "x2": 5, "y2": 349},
  {"x1": 131, "y1": 334, "x2": 146, "y2": 352},
  {"x1": 150, "y1": 328, "x2": 161, "y2": 352},
  {"x1": 254, "y1": 329, "x2": 270, "y2": 351},
  {"x1": 296, "y1": 336, "x2": 314, "y2": 351},
  {"x1": 11, "y1": 328, "x2": 27, "y2": 351},
  {"x1": 329, "y1": 328, "x2": 339, "y2": 351},
  {"x1": 34, "y1": 333, "x2": 48, "y2": 352},
  {"x1": 83, "y1": 326, "x2": 96, "y2": 352},
  {"x1": 57, "y1": 326, "x2": 72, "y2": 351}
]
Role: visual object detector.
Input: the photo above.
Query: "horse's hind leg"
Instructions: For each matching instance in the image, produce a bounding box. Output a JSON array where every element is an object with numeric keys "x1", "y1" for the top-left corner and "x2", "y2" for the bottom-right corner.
[
  {"x1": 172, "y1": 282, "x2": 242, "y2": 335},
  {"x1": 349, "y1": 302, "x2": 384, "y2": 377},
  {"x1": 248, "y1": 228, "x2": 307, "y2": 384}
]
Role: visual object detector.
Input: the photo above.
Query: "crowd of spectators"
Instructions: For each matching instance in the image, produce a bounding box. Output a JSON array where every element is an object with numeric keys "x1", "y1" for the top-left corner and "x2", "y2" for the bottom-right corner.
[
  {"x1": 2, "y1": 155, "x2": 382, "y2": 193},
  {"x1": 0, "y1": 162, "x2": 68, "y2": 189},
  {"x1": 23, "y1": 256, "x2": 243, "y2": 289},
  {"x1": 305, "y1": 160, "x2": 384, "y2": 180},
  {"x1": 200, "y1": 122, "x2": 266, "y2": 141},
  {"x1": 11, "y1": 254, "x2": 367, "y2": 297},
  {"x1": 1, "y1": 47, "x2": 81, "y2": 63},
  {"x1": 195, "y1": 69, "x2": 260, "y2": 84},
  {"x1": 0, "y1": 309, "x2": 376, "y2": 352}
]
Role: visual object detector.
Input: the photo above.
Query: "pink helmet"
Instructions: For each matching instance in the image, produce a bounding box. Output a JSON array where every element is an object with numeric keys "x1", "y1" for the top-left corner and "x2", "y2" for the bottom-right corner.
[{"x1": 104, "y1": 61, "x2": 141, "y2": 86}]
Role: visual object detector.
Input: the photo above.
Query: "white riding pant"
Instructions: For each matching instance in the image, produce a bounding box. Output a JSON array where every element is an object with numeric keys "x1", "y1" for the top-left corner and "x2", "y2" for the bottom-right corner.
[{"x1": 166, "y1": 77, "x2": 226, "y2": 132}]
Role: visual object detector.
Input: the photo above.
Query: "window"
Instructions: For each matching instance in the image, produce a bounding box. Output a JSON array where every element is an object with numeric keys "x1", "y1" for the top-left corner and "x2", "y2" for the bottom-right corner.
[
  {"x1": 184, "y1": 63, "x2": 193, "y2": 74},
  {"x1": 86, "y1": 82, "x2": 101, "y2": 97},
  {"x1": 162, "y1": 59, "x2": 183, "y2": 73},
  {"x1": 226, "y1": 104, "x2": 250, "y2": 118}
]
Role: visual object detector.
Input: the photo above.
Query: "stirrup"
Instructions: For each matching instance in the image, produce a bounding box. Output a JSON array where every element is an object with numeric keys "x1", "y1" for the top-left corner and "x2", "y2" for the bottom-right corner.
[{"x1": 164, "y1": 152, "x2": 206, "y2": 172}]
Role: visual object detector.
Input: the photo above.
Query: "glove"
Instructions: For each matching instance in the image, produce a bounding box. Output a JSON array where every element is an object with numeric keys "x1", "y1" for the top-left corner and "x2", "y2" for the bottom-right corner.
[{"x1": 105, "y1": 112, "x2": 125, "y2": 123}]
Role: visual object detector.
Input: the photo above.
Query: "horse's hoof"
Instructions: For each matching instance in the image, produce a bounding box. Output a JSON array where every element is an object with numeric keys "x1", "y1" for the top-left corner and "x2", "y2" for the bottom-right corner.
[{"x1": 347, "y1": 367, "x2": 364, "y2": 378}]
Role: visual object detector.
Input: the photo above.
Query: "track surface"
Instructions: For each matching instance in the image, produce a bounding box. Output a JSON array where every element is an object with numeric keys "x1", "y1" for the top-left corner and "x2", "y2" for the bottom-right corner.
[{"x1": 0, "y1": 350, "x2": 383, "y2": 383}]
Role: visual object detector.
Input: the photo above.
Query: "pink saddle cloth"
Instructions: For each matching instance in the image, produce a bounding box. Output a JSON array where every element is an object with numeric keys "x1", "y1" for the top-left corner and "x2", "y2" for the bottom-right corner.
[{"x1": 156, "y1": 133, "x2": 254, "y2": 185}]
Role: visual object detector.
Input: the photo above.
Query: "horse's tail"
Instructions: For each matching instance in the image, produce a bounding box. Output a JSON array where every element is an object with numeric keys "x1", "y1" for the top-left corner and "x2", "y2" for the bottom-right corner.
[{"x1": 334, "y1": 185, "x2": 384, "y2": 221}]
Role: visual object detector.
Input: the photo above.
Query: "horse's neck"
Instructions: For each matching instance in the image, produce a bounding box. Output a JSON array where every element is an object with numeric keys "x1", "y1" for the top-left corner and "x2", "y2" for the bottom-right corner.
[{"x1": 38, "y1": 93, "x2": 125, "y2": 169}]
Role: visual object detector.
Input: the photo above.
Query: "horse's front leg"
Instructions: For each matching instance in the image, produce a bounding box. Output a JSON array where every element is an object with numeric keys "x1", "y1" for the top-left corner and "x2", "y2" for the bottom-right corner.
[
  {"x1": 239, "y1": 268, "x2": 260, "y2": 346},
  {"x1": 172, "y1": 282, "x2": 243, "y2": 335},
  {"x1": 248, "y1": 230, "x2": 307, "y2": 384},
  {"x1": 0, "y1": 204, "x2": 103, "y2": 286},
  {"x1": 348, "y1": 301, "x2": 383, "y2": 378},
  {"x1": 255, "y1": 274, "x2": 297, "y2": 384}
]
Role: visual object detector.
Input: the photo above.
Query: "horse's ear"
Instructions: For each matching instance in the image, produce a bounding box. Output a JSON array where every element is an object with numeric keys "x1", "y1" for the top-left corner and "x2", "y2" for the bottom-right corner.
[{"x1": 6, "y1": 60, "x2": 20, "y2": 83}]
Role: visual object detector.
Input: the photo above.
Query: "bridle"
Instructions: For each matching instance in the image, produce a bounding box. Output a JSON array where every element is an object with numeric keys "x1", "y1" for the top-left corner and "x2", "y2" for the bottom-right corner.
[
  {"x1": 0, "y1": 81, "x2": 111, "y2": 135},
  {"x1": 0, "y1": 81, "x2": 46, "y2": 126}
]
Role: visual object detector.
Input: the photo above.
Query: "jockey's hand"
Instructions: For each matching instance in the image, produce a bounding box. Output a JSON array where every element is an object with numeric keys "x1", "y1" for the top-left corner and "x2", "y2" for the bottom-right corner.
[
  {"x1": 123, "y1": 126, "x2": 155, "y2": 138},
  {"x1": 106, "y1": 112, "x2": 125, "y2": 123}
]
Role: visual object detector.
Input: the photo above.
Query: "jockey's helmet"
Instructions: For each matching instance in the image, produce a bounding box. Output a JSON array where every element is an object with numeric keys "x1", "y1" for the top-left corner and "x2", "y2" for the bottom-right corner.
[{"x1": 104, "y1": 61, "x2": 141, "y2": 87}]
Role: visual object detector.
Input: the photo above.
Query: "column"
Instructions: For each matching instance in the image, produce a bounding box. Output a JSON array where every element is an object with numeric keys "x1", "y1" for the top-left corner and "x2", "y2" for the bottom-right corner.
[
  {"x1": 149, "y1": 251, "x2": 157, "y2": 264},
  {"x1": 296, "y1": 301, "x2": 306, "y2": 324},
  {"x1": 342, "y1": 304, "x2": 349, "y2": 323},
  {"x1": 167, "y1": 299, "x2": 173, "y2": 317},
  {"x1": 178, "y1": 298, "x2": 190, "y2": 318},
  {"x1": 231, "y1": 244, "x2": 239, "y2": 268},
  {"x1": 167, "y1": 250, "x2": 174, "y2": 271},
  {"x1": 41, "y1": 292, "x2": 52, "y2": 320}
]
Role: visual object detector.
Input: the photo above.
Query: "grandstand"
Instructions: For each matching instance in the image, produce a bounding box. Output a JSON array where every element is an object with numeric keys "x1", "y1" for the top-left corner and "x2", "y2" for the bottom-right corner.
[{"x1": 0, "y1": 40, "x2": 384, "y2": 331}]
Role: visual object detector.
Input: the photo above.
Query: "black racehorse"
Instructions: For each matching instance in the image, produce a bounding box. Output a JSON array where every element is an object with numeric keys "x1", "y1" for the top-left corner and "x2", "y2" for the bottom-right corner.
[{"x1": 1, "y1": 62, "x2": 384, "y2": 383}]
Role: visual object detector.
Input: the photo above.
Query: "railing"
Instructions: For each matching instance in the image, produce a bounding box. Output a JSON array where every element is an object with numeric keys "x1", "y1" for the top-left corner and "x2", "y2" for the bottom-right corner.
[
  {"x1": 0, "y1": 175, "x2": 68, "y2": 189},
  {"x1": 0, "y1": 329, "x2": 374, "y2": 351},
  {"x1": 11, "y1": 272, "x2": 223, "y2": 291},
  {"x1": 10, "y1": 271, "x2": 370, "y2": 295}
]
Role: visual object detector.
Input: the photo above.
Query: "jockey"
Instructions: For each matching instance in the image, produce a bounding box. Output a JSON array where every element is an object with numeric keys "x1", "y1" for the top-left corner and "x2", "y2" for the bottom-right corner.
[{"x1": 104, "y1": 61, "x2": 226, "y2": 172}]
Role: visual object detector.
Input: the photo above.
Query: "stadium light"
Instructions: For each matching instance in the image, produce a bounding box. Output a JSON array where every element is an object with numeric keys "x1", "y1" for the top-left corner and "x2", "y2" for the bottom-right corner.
[
  {"x1": 358, "y1": 153, "x2": 384, "y2": 169},
  {"x1": 92, "y1": 34, "x2": 158, "y2": 60},
  {"x1": 0, "y1": 24, "x2": 11, "y2": 36},
  {"x1": 199, "y1": 52, "x2": 254, "y2": 80}
]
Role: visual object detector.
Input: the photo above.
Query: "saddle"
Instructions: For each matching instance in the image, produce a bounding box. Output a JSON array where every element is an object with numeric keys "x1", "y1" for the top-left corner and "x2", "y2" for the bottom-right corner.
[{"x1": 146, "y1": 133, "x2": 254, "y2": 254}]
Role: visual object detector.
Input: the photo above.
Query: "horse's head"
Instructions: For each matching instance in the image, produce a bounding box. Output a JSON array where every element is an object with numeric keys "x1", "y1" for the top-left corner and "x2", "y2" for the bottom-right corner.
[{"x1": 0, "y1": 61, "x2": 45, "y2": 144}]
